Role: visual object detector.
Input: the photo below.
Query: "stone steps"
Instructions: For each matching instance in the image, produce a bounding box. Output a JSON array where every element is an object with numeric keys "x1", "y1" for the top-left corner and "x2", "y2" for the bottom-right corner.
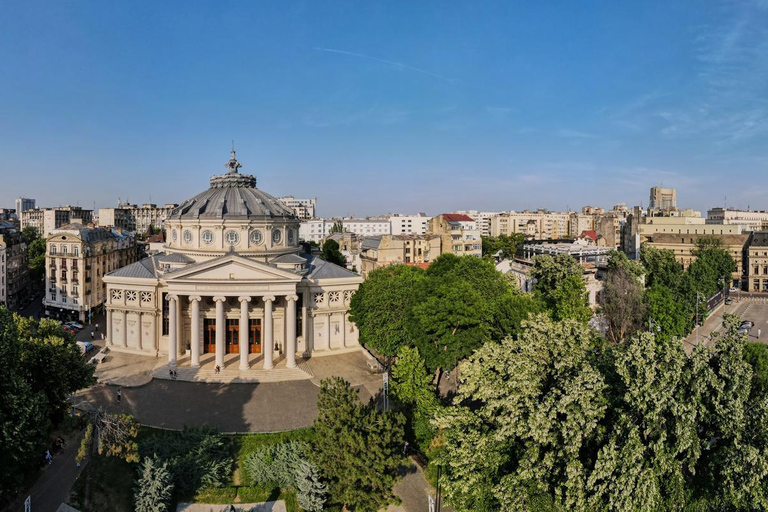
[{"x1": 152, "y1": 363, "x2": 312, "y2": 384}]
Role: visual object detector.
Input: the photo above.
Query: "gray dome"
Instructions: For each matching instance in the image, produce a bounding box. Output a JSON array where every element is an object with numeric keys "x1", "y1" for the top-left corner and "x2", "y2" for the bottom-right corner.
[{"x1": 169, "y1": 151, "x2": 297, "y2": 221}]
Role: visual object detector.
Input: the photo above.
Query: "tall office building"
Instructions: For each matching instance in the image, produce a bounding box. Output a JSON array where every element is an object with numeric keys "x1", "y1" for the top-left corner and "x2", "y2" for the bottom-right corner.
[
  {"x1": 15, "y1": 197, "x2": 35, "y2": 214},
  {"x1": 649, "y1": 187, "x2": 677, "y2": 210}
]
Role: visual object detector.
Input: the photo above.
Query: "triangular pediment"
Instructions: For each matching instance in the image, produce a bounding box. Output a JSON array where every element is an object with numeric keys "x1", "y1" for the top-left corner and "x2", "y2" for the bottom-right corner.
[{"x1": 165, "y1": 254, "x2": 301, "y2": 283}]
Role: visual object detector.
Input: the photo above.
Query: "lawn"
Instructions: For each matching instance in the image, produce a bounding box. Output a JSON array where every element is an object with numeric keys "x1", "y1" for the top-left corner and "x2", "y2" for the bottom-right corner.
[{"x1": 69, "y1": 427, "x2": 314, "y2": 512}]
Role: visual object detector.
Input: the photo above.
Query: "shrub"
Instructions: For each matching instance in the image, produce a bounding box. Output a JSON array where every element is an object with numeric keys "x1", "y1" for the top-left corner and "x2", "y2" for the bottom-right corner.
[
  {"x1": 134, "y1": 455, "x2": 174, "y2": 512},
  {"x1": 76, "y1": 423, "x2": 93, "y2": 465}
]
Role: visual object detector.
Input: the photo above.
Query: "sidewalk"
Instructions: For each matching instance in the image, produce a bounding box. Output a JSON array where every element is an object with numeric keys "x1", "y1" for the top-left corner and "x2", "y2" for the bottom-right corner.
[{"x1": 8, "y1": 428, "x2": 86, "y2": 512}]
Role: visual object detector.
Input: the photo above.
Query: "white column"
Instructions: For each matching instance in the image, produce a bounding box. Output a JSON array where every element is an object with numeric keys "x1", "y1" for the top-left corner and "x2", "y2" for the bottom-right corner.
[
  {"x1": 285, "y1": 294, "x2": 298, "y2": 368},
  {"x1": 189, "y1": 296, "x2": 201, "y2": 367},
  {"x1": 238, "y1": 296, "x2": 251, "y2": 370},
  {"x1": 119, "y1": 310, "x2": 127, "y2": 348},
  {"x1": 214, "y1": 296, "x2": 226, "y2": 369},
  {"x1": 263, "y1": 295, "x2": 275, "y2": 370},
  {"x1": 106, "y1": 308, "x2": 113, "y2": 346},
  {"x1": 323, "y1": 313, "x2": 331, "y2": 350},
  {"x1": 167, "y1": 295, "x2": 178, "y2": 365}
]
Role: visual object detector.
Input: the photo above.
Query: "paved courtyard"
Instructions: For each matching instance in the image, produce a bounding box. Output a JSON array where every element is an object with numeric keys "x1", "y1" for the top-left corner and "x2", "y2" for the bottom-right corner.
[
  {"x1": 76, "y1": 350, "x2": 385, "y2": 433},
  {"x1": 685, "y1": 295, "x2": 768, "y2": 353}
]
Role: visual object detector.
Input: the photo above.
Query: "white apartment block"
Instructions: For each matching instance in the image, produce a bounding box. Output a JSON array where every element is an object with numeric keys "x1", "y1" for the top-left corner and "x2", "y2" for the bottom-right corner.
[
  {"x1": 568, "y1": 212, "x2": 596, "y2": 237},
  {"x1": 299, "y1": 218, "x2": 392, "y2": 243},
  {"x1": 277, "y1": 196, "x2": 317, "y2": 220},
  {"x1": 388, "y1": 213, "x2": 430, "y2": 235},
  {"x1": 453, "y1": 210, "x2": 501, "y2": 237},
  {"x1": 706, "y1": 208, "x2": 768, "y2": 233}
]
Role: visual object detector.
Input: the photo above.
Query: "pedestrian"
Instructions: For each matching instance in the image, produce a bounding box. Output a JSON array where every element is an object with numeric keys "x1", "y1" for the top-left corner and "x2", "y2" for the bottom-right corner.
[
  {"x1": 403, "y1": 441, "x2": 409, "y2": 456},
  {"x1": 101, "y1": 332, "x2": 105, "y2": 341},
  {"x1": 215, "y1": 365, "x2": 220, "y2": 375},
  {"x1": 95, "y1": 323, "x2": 99, "y2": 330},
  {"x1": 759, "y1": 328, "x2": 762, "y2": 339},
  {"x1": 45, "y1": 449, "x2": 52, "y2": 465},
  {"x1": 169, "y1": 369, "x2": 174, "y2": 379},
  {"x1": 90, "y1": 331, "x2": 94, "y2": 340},
  {"x1": 117, "y1": 388, "x2": 122, "y2": 404}
]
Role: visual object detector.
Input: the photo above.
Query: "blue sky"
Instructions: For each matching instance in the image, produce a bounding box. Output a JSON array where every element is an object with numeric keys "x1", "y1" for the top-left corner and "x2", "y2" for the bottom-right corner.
[{"x1": 1, "y1": 1, "x2": 767, "y2": 217}]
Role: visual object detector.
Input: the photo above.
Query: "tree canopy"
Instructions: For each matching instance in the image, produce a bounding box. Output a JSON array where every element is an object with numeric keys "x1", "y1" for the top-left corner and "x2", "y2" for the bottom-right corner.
[
  {"x1": 320, "y1": 238, "x2": 347, "y2": 267},
  {"x1": 481, "y1": 233, "x2": 525, "y2": 260},
  {"x1": 530, "y1": 254, "x2": 592, "y2": 322}
]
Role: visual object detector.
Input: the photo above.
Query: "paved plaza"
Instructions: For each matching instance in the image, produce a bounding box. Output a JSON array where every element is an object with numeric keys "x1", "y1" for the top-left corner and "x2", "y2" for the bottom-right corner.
[
  {"x1": 76, "y1": 350, "x2": 385, "y2": 433},
  {"x1": 685, "y1": 295, "x2": 768, "y2": 353}
]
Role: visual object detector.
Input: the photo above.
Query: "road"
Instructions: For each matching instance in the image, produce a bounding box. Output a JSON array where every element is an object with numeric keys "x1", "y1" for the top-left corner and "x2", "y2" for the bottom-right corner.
[{"x1": 685, "y1": 296, "x2": 768, "y2": 353}]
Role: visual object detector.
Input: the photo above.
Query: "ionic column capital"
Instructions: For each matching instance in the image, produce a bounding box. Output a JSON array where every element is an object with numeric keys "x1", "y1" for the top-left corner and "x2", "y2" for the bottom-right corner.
[
  {"x1": 238, "y1": 296, "x2": 252, "y2": 303},
  {"x1": 285, "y1": 294, "x2": 299, "y2": 302},
  {"x1": 263, "y1": 295, "x2": 276, "y2": 303},
  {"x1": 212, "y1": 296, "x2": 227, "y2": 303},
  {"x1": 166, "y1": 294, "x2": 178, "y2": 301},
  {"x1": 188, "y1": 295, "x2": 202, "y2": 303}
]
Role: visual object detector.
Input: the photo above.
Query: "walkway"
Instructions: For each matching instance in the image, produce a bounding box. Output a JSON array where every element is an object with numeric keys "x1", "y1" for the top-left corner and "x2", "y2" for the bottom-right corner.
[
  {"x1": 177, "y1": 501, "x2": 286, "y2": 512},
  {"x1": 152, "y1": 353, "x2": 313, "y2": 384},
  {"x1": 7, "y1": 429, "x2": 86, "y2": 512}
]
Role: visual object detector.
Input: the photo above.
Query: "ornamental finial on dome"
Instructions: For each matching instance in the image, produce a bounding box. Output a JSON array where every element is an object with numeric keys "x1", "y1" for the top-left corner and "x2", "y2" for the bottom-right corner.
[{"x1": 226, "y1": 143, "x2": 242, "y2": 174}]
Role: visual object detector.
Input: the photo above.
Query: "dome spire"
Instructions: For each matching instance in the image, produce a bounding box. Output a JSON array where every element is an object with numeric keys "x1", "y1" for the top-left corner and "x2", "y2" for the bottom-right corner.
[{"x1": 225, "y1": 143, "x2": 242, "y2": 174}]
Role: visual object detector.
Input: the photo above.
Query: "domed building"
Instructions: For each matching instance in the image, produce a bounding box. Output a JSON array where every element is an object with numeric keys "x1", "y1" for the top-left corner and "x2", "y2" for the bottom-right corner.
[{"x1": 103, "y1": 151, "x2": 362, "y2": 371}]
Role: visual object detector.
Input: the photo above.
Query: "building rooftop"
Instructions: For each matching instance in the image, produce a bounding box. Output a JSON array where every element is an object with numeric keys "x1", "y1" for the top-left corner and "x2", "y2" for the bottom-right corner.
[{"x1": 440, "y1": 213, "x2": 474, "y2": 222}]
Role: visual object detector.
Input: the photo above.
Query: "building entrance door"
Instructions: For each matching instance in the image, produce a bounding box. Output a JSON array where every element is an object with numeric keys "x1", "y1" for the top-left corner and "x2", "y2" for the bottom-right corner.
[
  {"x1": 226, "y1": 319, "x2": 239, "y2": 354},
  {"x1": 203, "y1": 319, "x2": 215, "y2": 353},
  {"x1": 249, "y1": 319, "x2": 262, "y2": 353}
]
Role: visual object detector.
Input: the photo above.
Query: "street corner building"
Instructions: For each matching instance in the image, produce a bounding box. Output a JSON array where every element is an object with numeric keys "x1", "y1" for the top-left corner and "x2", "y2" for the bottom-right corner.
[{"x1": 102, "y1": 151, "x2": 362, "y2": 370}]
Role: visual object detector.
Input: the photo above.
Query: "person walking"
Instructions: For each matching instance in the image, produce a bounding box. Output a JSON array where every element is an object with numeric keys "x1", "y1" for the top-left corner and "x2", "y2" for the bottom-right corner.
[
  {"x1": 90, "y1": 331, "x2": 94, "y2": 340},
  {"x1": 759, "y1": 328, "x2": 762, "y2": 339},
  {"x1": 116, "y1": 388, "x2": 122, "y2": 404},
  {"x1": 45, "y1": 449, "x2": 52, "y2": 465}
]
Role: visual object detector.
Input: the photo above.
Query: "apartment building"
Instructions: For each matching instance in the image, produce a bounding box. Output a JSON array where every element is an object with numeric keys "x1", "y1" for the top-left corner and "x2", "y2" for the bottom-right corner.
[
  {"x1": 490, "y1": 210, "x2": 571, "y2": 240},
  {"x1": 0, "y1": 225, "x2": 30, "y2": 309},
  {"x1": 388, "y1": 213, "x2": 430, "y2": 235},
  {"x1": 44, "y1": 224, "x2": 138, "y2": 321},
  {"x1": 428, "y1": 213, "x2": 482, "y2": 257},
  {"x1": 98, "y1": 203, "x2": 178, "y2": 234},
  {"x1": 706, "y1": 208, "x2": 768, "y2": 233},
  {"x1": 746, "y1": 231, "x2": 768, "y2": 293},
  {"x1": 359, "y1": 234, "x2": 442, "y2": 277},
  {"x1": 277, "y1": 196, "x2": 317, "y2": 220},
  {"x1": 649, "y1": 186, "x2": 677, "y2": 210},
  {"x1": 15, "y1": 197, "x2": 35, "y2": 214},
  {"x1": 299, "y1": 218, "x2": 392, "y2": 243},
  {"x1": 21, "y1": 206, "x2": 94, "y2": 238},
  {"x1": 452, "y1": 211, "x2": 500, "y2": 237}
]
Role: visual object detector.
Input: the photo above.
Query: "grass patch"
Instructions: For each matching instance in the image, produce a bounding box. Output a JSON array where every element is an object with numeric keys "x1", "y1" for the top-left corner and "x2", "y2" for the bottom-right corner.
[
  {"x1": 193, "y1": 485, "x2": 237, "y2": 503},
  {"x1": 233, "y1": 428, "x2": 315, "y2": 485},
  {"x1": 69, "y1": 452, "x2": 136, "y2": 512},
  {"x1": 192, "y1": 486, "x2": 300, "y2": 512}
]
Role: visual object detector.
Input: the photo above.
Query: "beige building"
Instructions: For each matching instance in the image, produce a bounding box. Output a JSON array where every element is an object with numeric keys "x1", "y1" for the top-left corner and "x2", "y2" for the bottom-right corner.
[
  {"x1": 706, "y1": 208, "x2": 768, "y2": 233},
  {"x1": 44, "y1": 224, "x2": 138, "y2": 321},
  {"x1": 568, "y1": 213, "x2": 595, "y2": 238},
  {"x1": 21, "y1": 206, "x2": 93, "y2": 238},
  {"x1": 102, "y1": 151, "x2": 362, "y2": 371},
  {"x1": 644, "y1": 232, "x2": 749, "y2": 287},
  {"x1": 490, "y1": 210, "x2": 571, "y2": 240},
  {"x1": 429, "y1": 214, "x2": 482, "y2": 257},
  {"x1": 649, "y1": 186, "x2": 677, "y2": 210},
  {"x1": 359, "y1": 234, "x2": 441, "y2": 277},
  {"x1": 277, "y1": 196, "x2": 317, "y2": 220},
  {"x1": 98, "y1": 203, "x2": 178, "y2": 235},
  {"x1": 746, "y1": 232, "x2": 768, "y2": 292}
]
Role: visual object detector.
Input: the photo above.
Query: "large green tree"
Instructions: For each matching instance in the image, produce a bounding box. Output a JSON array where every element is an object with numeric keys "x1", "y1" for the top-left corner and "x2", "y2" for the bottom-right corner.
[
  {"x1": 434, "y1": 315, "x2": 607, "y2": 511},
  {"x1": 311, "y1": 377, "x2": 405, "y2": 512},
  {"x1": 602, "y1": 266, "x2": 645, "y2": 343},
  {"x1": 530, "y1": 254, "x2": 592, "y2": 322},
  {"x1": 640, "y1": 245, "x2": 683, "y2": 289},
  {"x1": 134, "y1": 456, "x2": 174, "y2": 512},
  {"x1": 349, "y1": 264, "x2": 425, "y2": 358},
  {"x1": 481, "y1": 233, "x2": 525, "y2": 260}
]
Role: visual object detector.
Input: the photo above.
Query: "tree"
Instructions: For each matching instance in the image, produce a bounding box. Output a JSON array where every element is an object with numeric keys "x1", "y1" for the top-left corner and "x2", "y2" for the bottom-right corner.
[
  {"x1": 744, "y1": 342, "x2": 768, "y2": 398},
  {"x1": 481, "y1": 234, "x2": 524, "y2": 260},
  {"x1": 320, "y1": 238, "x2": 347, "y2": 267},
  {"x1": 27, "y1": 238, "x2": 47, "y2": 284},
  {"x1": 21, "y1": 225, "x2": 39, "y2": 245},
  {"x1": 134, "y1": 456, "x2": 174, "y2": 512},
  {"x1": 328, "y1": 220, "x2": 344, "y2": 234},
  {"x1": 643, "y1": 285, "x2": 689, "y2": 340},
  {"x1": 602, "y1": 267, "x2": 645, "y2": 343},
  {"x1": 640, "y1": 245, "x2": 682, "y2": 289},
  {"x1": 295, "y1": 459, "x2": 328, "y2": 512},
  {"x1": 311, "y1": 378, "x2": 405, "y2": 512},
  {"x1": 0, "y1": 308, "x2": 48, "y2": 503},
  {"x1": 97, "y1": 412, "x2": 140, "y2": 462},
  {"x1": 349, "y1": 264, "x2": 425, "y2": 358},
  {"x1": 530, "y1": 254, "x2": 592, "y2": 322},
  {"x1": 391, "y1": 347, "x2": 440, "y2": 450},
  {"x1": 606, "y1": 250, "x2": 645, "y2": 281},
  {"x1": 434, "y1": 315, "x2": 607, "y2": 511}
]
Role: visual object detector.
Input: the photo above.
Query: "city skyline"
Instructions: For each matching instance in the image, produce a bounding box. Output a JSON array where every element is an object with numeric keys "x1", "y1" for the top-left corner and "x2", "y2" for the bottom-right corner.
[{"x1": 1, "y1": 1, "x2": 767, "y2": 216}]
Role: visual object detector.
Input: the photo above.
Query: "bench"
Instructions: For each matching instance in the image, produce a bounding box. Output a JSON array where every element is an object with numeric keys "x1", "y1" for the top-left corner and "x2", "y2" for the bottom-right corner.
[{"x1": 91, "y1": 351, "x2": 107, "y2": 364}]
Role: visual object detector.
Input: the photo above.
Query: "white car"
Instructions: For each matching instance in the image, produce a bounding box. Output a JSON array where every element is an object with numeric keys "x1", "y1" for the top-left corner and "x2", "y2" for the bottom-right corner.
[{"x1": 65, "y1": 321, "x2": 84, "y2": 330}]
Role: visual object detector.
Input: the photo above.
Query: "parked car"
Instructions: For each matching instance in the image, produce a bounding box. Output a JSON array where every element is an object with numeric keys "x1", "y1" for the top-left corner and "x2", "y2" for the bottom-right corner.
[
  {"x1": 65, "y1": 321, "x2": 84, "y2": 330},
  {"x1": 741, "y1": 320, "x2": 755, "y2": 329},
  {"x1": 725, "y1": 298, "x2": 733, "y2": 305},
  {"x1": 76, "y1": 341, "x2": 95, "y2": 354},
  {"x1": 738, "y1": 327, "x2": 750, "y2": 335}
]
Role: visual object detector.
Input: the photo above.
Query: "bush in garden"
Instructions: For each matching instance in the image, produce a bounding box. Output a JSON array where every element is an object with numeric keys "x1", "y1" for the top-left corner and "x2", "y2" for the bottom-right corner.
[{"x1": 134, "y1": 455, "x2": 174, "y2": 512}]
